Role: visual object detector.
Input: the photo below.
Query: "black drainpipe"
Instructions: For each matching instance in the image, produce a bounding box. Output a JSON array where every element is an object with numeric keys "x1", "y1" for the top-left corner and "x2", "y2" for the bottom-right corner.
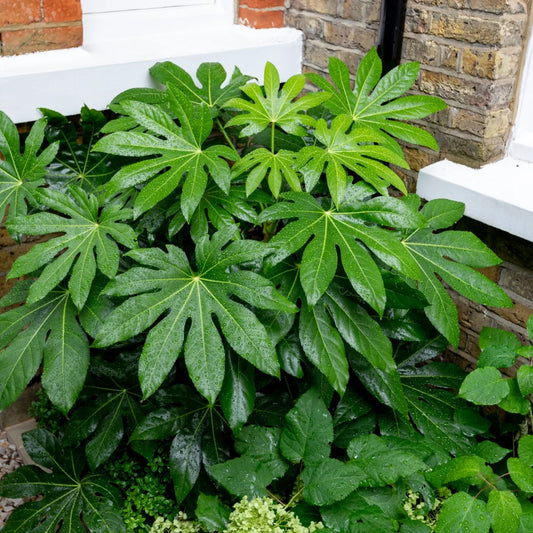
[{"x1": 377, "y1": 0, "x2": 408, "y2": 73}]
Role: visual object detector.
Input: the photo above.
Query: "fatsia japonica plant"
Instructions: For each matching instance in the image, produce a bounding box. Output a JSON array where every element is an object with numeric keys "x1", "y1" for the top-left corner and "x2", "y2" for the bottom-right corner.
[{"x1": 0, "y1": 48, "x2": 522, "y2": 532}]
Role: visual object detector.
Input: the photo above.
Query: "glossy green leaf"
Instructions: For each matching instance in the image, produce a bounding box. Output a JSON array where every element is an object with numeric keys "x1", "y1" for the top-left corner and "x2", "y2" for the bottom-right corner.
[
  {"x1": 150, "y1": 61, "x2": 252, "y2": 116},
  {"x1": 426, "y1": 455, "x2": 488, "y2": 486},
  {"x1": 63, "y1": 360, "x2": 143, "y2": 466},
  {"x1": 307, "y1": 49, "x2": 446, "y2": 152},
  {"x1": 235, "y1": 425, "x2": 288, "y2": 480},
  {"x1": 477, "y1": 344, "x2": 518, "y2": 369},
  {"x1": 518, "y1": 435, "x2": 533, "y2": 467},
  {"x1": 325, "y1": 285, "x2": 395, "y2": 372},
  {"x1": 517, "y1": 365, "x2": 533, "y2": 396},
  {"x1": 0, "y1": 112, "x2": 58, "y2": 227},
  {"x1": 94, "y1": 84, "x2": 235, "y2": 220},
  {"x1": 479, "y1": 326, "x2": 522, "y2": 350},
  {"x1": 220, "y1": 351, "x2": 255, "y2": 433},
  {"x1": 474, "y1": 441, "x2": 510, "y2": 464},
  {"x1": 487, "y1": 490, "x2": 521, "y2": 533},
  {"x1": 208, "y1": 456, "x2": 272, "y2": 499},
  {"x1": 346, "y1": 434, "x2": 427, "y2": 486},
  {"x1": 0, "y1": 429, "x2": 124, "y2": 532},
  {"x1": 321, "y1": 492, "x2": 397, "y2": 533},
  {"x1": 420, "y1": 198, "x2": 464, "y2": 230},
  {"x1": 0, "y1": 288, "x2": 89, "y2": 413},
  {"x1": 435, "y1": 492, "x2": 490, "y2": 533},
  {"x1": 41, "y1": 106, "x2": 120, "y2": 193},
  {"x1": 231, "y1": 147, "x2": 300, "y2": 198},
  {"x1": 299, "y1": 301, "x2": 349, "y2": 395},
  {"x1": 195, "y1": 493, "x2": 231, "y2": 533},
  {"x1": 225, "y1": 61, "x2": 329, "y2": 137},
  {"x1": 297, "y1": 117, "x2": 410, "y2": 202},
  {"x1": 458, "y1": 368, "x2": 510, "y2": 405},
  {"x1": 508, "y1": 458, "x2": 533, "y2": 492},
  {"x1": 189, "y1": 184, "x2": 260, "y2": 242},
  {"x1": 280, "y1": 389, "x2": 333, "y2": 465},
  {"x1": 498, "y1": 379, "x2": 530, "y2": 415},
  {"x1": 95, "y1": 228, "x2": 292, "y2": 401},
  {"x1": 400, "y1": 362, "x2": 475, "y2": 454},
  {"x1": 7, "y1": 186, "x2": 136, "y2": 309},
  {"x1": 259, "y1": 192, "x2": 419, "y2": 311},
  {"x1": 404, "y1": 229, "x2": 510, "y2": 346},
  {"x1": 349, "y1": 350, "x2": 408, "y2": 414},
  {"x1": 169, "y1": 428, "x2": 203, "y2": 504},
  {"x1": 302, "y1": 458, "x2": 365, "y2": 506}
]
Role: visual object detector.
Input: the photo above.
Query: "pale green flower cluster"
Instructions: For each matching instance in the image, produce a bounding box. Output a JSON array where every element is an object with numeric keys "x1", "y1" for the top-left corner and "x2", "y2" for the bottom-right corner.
[
  {"x1": 226, "y1": 496, "x2": 324, "y2": 533},
  {"x1": 149, "y1": 497, "x2": 324, "y2": 533},
  {"x1": 149, "y1": 512, "x2": 207, "y2": 533},
  {"x1": 403, "y1": 487, "x2": 452, "y2": 531}
]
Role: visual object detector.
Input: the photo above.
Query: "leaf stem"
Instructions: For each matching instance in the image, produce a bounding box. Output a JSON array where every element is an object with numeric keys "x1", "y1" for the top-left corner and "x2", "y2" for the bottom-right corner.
[
  {"x1": 271, "y1": 123, "x2": 276, "y2": 153},
  {"x1": 216, "y1": 117, "x2": 239, "y2": 159}
]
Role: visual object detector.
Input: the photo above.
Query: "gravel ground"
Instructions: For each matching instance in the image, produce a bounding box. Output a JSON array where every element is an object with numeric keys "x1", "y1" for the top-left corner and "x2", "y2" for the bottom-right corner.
[{"x1": 0, "y1": 429, "x2": 27, "y2": 530}]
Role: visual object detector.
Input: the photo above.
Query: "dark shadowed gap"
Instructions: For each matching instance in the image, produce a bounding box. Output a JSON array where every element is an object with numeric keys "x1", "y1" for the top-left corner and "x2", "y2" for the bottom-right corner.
[{"x1": 378, "y1": 0, "x2": 408, "y2": 73}]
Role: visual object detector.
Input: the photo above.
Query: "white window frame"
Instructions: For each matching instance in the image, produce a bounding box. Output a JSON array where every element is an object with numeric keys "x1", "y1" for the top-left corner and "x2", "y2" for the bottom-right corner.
[{"x1": 0, "y1": 1, "x2": 302, "y2": 124}]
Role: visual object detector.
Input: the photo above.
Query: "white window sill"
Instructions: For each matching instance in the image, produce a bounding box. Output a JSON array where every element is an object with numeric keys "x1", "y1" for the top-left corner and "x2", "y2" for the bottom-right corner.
[
  {"x1": 417, "y1": 157, "x2": 533, "y2": 242},
  {"x1": 0, "y1": 23, "x2": 303, "y2": 124}
]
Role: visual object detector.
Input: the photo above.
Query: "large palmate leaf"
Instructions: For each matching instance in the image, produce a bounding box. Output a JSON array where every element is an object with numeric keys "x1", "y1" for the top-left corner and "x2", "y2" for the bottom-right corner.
[
  {"x1": 297, "y1": 116, "x2": 409, "y2": 203},
  {"x1": 0, "y1": 286, "x2": 89, "y2": 412},
  {"x1": 63, "y1": 353, "x2": 145, "y2": 469},
  {"x1": 41, "y1": 106, "x2": 122, "y2": 193},
  {"x1": 231, "y1": 147, "x2": 300, "y2": 198},
  {"x1": 7, "y1": 186, "x2": 137, "y2": 310},
  {"x1": 94, "y1": 226, "x2": 296, "y2": 402},
  {"x1": 307, "y1": 48, "x2": 446, "y2": 153},
  {"x1": 94, "y1": 84, "x2": 235, "y2": 220},
  {"x1": 0, "y1": 112, "x2": 58, "y2": 226},
  {"x1": 399, "y1": 362, "x2": 477, "y2": 455},
  {"x1": 225, "y1": 61, "x2": 330, "y2": 137},
  {"x1": 403, "y1": 225, "x2": 512, "y2": 346},
  {"x1": 150, "y1": 61, "x2": 252, "y2": 117},
  {"x1": 258, "y1": 191, "x2": 421, "y2": 311},
  {"x1": 0, "y1": 429, "x2": 124, "y2": 532}
]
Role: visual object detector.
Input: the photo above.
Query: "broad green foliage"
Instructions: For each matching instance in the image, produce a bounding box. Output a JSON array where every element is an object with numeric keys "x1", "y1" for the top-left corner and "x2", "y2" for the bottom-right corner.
[
  {"x1": 0, "y1": 285, "x2": 89, "y2": 413},
  {"x1": 41, "y1": 106, "x2": 122, "y2": 193},
  {"x1": 95, "y1": 84, "x2": 236, "y2": 220},
  {"x1": 0, "y1": 50, "x2": 527, "y2": 533},
  {"x1": 7, "y1": 186, "x2": 137, "y2": 309},
  {"x1": 459, "y1": 316, "x2": 533, "y2": 416},
  {"x1": 94, "y1": 225, "x2": 296, "y2": 401},
  {"x1": 0, "y1": 429, "x2": 125, "y2": 532},
  {"x1": 307, "y1": 49, "x2": 447, "y2": 153},
  {"x1": 0, "y1": 112, "x2": 58, "y2": 227}
]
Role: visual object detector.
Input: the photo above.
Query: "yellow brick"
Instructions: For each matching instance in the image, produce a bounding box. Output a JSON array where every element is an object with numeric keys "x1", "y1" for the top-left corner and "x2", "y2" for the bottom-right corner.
[
  {"x1": 461, "y1": 47, "x2": 520, "y2": 79},
  {"x1": 429, "y1": 14, "x2": 504, "y2": 45}
]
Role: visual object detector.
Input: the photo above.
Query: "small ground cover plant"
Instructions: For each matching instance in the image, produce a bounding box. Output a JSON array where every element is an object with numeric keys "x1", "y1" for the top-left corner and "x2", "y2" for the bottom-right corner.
[{"x1": 0, "y1": 48, "x2": 531, "y2": 532}]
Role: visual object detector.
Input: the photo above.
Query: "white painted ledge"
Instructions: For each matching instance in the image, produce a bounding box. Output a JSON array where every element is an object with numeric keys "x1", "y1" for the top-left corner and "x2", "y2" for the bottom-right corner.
[
  {"x1": 417, "y1": 157, "x2": 533, "y2": 242},
  {"x1": 0, "y1": 24, "x2": 303, "y2": 124}
]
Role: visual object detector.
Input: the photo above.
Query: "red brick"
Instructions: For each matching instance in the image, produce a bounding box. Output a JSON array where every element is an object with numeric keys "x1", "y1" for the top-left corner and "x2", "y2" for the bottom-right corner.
[
  {"x1": 0, "y1": 0, "x2": 41, "y2": 27},
  {"x1": 43, "y1": 0, "x2": 82, "y2": 23},
  {"x1": 239, "y1": 7, "x2": 284, "y2": 28},
  {"x1": 240, "y1": 0, "x2": 284, "y2": 8},
  {"x1": 1, "y1": 24, "x2": 83, "y2": 55}
]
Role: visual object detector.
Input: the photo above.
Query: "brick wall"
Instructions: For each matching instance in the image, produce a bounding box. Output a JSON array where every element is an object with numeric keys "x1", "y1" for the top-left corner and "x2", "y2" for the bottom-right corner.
[
  {"x1": 285, "y1": 0, "x2": 382, "y2": 76},
  {"x1": 400, "y1": 0, "x2": 529, "y2": 185},
  {"x1": 0, "y1": 0, "x2": 82, "y2": 56},
  {"x1": 238, "y1": 0, "x2": 285, "y2": 28}
]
